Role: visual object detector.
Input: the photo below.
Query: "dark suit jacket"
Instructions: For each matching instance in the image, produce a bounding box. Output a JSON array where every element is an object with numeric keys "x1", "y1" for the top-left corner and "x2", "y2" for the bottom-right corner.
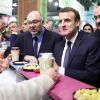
[
  {"x1": 8, "y1": 28, "x2": 62, "y2": 60},
  {"x1": 93, "y1": 29, "x2": 100, "y2": 42},
  {"x1": 54, "y1": 30, "x2": 100, "y2": 87}
]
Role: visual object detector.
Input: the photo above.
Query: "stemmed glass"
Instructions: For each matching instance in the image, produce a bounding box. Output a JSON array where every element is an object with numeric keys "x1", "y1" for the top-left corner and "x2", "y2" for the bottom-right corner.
[{"x1": 0, "y1": 41, "x2": 10, "y2": 58}]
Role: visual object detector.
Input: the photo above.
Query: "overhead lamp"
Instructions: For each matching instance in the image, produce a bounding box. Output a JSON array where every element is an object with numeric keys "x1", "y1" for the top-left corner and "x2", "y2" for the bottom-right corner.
[
  {"x1": 12, "y1": 3, "x2": 18, "y2": 7},
  {"x1": 54, "y1": 2, "x2": 59, "y2": 6},
  {"x1": 48, "y1": 0, "x2": 53, "y2": 3}
]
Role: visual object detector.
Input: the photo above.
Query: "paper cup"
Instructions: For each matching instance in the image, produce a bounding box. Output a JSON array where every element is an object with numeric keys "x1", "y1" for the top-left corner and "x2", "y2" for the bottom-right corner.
[{"x1": 11, "y1": 47, "x2": 20, "y2": 62}]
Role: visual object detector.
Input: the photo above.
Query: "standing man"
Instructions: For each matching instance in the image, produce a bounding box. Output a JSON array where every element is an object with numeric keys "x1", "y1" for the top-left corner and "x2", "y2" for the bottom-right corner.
[
  {"x1": 8, "y1": 21, "x2": 19, "y2": 47},
  {"x1": 6, "y1": 11, "x2": 62, "y2": 62},
  {"x1": 54, "y1": 7, "x2": 100, "y2": 87}
]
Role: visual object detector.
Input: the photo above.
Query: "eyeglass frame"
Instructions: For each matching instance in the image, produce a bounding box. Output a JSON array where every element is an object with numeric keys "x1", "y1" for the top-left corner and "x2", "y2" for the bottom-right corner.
[
  {"x1": 27, "y1": 20, "x2": 42, "y2": 24},
  {"x1": 93, "y1": 15, "x2": 100, "y2": 21}
]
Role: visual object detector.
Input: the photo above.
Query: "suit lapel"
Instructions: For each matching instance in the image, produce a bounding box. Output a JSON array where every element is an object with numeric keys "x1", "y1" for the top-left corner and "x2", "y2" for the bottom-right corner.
[
  {"x1": 58, "y1": 40, "x2": 65, "y2": 63},
  {"x1": 67, "y1": 31, "x2": 82, "y2": 67},
  {"x1": 39, "y1": 30, "x2": 50, "y2": 53},
  {"x1": 54, "y1": 39, "x2": 65, "y2": 66},
  {"x1": 26, "y1": 32, "x2": 34, "y2": 54}
]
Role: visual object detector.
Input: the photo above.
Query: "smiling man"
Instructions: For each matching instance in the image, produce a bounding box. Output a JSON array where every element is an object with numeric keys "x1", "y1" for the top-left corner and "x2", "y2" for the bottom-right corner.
[{"x1": 54, "y1": 7, "x2": 100, "y2": 87}]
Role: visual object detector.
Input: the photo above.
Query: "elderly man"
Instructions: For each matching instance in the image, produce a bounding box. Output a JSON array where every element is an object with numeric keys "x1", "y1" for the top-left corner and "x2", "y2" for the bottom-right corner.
[{"x1": 54, "y1": 7, "x2": 100, "y2": 87}]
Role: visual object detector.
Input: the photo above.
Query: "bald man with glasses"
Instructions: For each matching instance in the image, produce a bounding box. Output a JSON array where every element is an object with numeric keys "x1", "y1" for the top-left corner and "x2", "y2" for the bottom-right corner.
[{"x1": 5, "y1": 11, "x2": 62, "y2": 62}]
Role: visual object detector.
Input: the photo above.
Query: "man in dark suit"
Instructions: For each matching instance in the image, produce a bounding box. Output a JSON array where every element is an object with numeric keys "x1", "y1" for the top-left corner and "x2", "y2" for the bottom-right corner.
[
  {"x1": 9, "y1": 11, "x2": 62, "y2": 62},
  {"x1": 54, "y1": 7, "x2": 100, "y2": 87},
  {"x1": 93, "y1": 6, "x2": 100, "y2": 42}
]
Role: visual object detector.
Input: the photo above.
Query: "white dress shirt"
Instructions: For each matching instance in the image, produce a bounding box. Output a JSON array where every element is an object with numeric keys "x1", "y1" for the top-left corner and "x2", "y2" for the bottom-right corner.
[{"x1": 59, "y1": 32, "x2": 79, "y2": 75}]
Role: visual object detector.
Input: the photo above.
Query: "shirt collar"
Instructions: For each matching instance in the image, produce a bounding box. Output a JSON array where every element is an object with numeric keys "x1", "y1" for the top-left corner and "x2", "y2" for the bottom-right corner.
[
  {"x1": 65, "y1": 31, "x2": 78, "y2": 44},
  {"x1": 32, "y1": 27, "x2": 45, "y2": 41},
  {"x1": 38, "y1": 27, "x2": 45, "y2": 41}
]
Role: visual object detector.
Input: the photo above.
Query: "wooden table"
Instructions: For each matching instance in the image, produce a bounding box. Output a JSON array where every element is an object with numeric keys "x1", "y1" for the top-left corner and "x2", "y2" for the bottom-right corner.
[{"x1": 18, "y1": 68, "x2": 94, "y2": 100}]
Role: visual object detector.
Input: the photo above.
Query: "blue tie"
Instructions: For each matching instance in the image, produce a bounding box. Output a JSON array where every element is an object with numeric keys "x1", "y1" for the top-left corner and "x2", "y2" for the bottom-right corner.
[
  {"x1": 33, "y1": 37, "x2": 38, "y2": 58},
  {"x1": 63, "y1": 41, "x2": 71, "y2": 68}
]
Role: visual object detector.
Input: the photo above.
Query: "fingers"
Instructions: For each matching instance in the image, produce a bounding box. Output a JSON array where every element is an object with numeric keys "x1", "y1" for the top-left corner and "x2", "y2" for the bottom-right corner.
[
  {"x1": 0, "y1": 59, "x2": 9, "y2": 73},
  {"x1": 0, "y1": 64, "x2": 6, "y2": 73},
  {"x1": 24, "y1": 55, "x2": 38, "y2": 63},
  {"x1": 29, "y1": 57, "x2": 38, "y2": 63},
  {"x1": 7, "y1": 54, "x2": 12, "y2": 61},
  {"x1": 0, "y1": 67, "x2": 4, "y2": 73},
  {"x1": 0, "y1": 51, "x2": 4, "y2": 59},
  {"x1": 45, "y1": 67, "x2": 60, "y2": 82}
]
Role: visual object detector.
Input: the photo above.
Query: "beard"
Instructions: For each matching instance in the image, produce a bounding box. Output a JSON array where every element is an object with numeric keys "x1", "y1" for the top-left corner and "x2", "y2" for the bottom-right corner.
[{"x1": 96, "y1": 22, "x2": 100, "y2": 30}]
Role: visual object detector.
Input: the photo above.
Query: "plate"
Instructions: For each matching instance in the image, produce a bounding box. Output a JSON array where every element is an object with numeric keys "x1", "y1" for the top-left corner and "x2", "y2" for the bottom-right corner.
[
  {"x1": 22, "y1": 63, "x2": 40, "y2": 72},
  {"x1": 73, "y1": 88, "x2": 99, "y2": 100},
  {"x1": 13, "y1": 61, "x2": 28, "y2": 65}
]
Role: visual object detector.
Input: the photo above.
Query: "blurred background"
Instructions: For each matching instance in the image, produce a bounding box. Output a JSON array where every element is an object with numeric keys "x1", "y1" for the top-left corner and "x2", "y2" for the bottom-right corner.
[{"x1": 0, "y1": 0, "x2": 99, "y2": 30}]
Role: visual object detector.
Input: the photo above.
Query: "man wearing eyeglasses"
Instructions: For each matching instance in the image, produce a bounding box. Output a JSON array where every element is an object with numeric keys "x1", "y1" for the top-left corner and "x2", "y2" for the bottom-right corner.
[
  {"x1": 9, "y1": 11, "x2": 62, "y2": 62},
  {"x1": 93, "y1": 6, "x2": 100, "y2": 42}
]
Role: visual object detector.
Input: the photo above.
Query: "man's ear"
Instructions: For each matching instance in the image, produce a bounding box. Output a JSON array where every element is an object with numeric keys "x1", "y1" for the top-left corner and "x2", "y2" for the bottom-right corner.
[{"x1": 76, "y1": 20, "x2": 80, "y2": 28}]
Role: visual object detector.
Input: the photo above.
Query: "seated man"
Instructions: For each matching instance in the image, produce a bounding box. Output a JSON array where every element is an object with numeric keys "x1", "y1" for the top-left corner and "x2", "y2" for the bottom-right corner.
[
  {"x1": 54, "y1": 7, "x2": 100, "y2": 87},
  {"x1": 5, "y1": 11, "x2": 62, "y2": 63}
]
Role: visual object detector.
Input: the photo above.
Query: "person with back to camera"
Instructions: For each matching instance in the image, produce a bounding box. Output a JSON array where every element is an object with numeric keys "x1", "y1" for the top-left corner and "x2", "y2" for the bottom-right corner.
[{"x1": 0, "y1": 52, "x2": 59, "y2": 100}]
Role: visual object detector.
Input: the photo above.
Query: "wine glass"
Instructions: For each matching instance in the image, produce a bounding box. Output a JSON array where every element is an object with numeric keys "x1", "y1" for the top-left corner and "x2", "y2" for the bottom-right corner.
[{"x1": 0, "y1": 41, "x2": 10, "y2": 58}]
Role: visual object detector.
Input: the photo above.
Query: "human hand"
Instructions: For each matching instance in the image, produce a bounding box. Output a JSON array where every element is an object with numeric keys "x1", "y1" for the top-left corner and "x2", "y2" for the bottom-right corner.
[
  {"x1": 0, "y1": 50, "x2": 4, "y2": 59},
  {"x1": 7, "y1": 54, "x2": 12, "y2": 62},
  {"x1": 53, "y1": 61, "x2": 60, "y2": 67},
  {"x1": 24, "y1": 55, "x2": 38, "y2": 64},
  {"x1": 0, "y1": 58, "x2": 9, "y2": 73},
  {"x1": 45, "y1": 67, "x2": 60, "y2": 82}
]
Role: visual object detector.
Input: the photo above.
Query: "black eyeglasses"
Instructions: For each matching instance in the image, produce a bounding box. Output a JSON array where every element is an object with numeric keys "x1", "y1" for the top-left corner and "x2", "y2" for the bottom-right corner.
[
  {"x1": 27, "y1": 20, "x2": 41, "y2": 24},
  {"x1": 93, "y1": 15, "x2": 100, "y2": 21}
]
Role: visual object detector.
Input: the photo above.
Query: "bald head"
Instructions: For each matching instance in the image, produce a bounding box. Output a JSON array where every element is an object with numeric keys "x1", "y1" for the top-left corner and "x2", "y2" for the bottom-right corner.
[
  {"x1": 27, "y1": 11, "x2": 42, "y2": 21},
  {"x1": 26, "y1": 11, "x2": 43, "y2": 36},
  {"x1": 94, "y1": 6, "x2": 100, "y2": 29}
]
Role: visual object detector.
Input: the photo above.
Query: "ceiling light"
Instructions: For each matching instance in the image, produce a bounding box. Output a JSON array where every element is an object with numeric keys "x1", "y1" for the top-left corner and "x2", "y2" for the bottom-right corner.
[
  {"x1": 54, "y1": 2, "x2": 58, "y2": 6},
  {"x1": 13, "y1": 3, "x2": 18, "y2": 7},
  {"x1": 48, "y1": 0, "x2": 53, "y2": 3}
]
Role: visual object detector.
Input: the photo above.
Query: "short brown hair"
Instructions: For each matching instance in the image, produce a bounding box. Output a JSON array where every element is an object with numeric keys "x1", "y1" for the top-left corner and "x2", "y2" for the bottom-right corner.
[{"x1": 59, "y1": 7, "x2": 80, "y2": 21}]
